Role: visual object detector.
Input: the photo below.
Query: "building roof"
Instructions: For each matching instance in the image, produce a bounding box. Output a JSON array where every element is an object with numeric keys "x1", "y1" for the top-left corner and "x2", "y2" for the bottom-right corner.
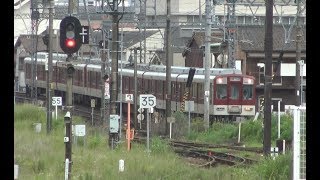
[
  {"x1": 182, "y1": 25, "x2": 306, "y2": 55},
  {"x1": 237, "y1": 25, "x2": 306, "y2": 52}
]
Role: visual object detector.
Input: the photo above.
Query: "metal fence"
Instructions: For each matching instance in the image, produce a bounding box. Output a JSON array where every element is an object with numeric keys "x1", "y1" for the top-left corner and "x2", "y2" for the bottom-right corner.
[{"x1": 293, "y1": 106, "x2": 306, "y2": 180}]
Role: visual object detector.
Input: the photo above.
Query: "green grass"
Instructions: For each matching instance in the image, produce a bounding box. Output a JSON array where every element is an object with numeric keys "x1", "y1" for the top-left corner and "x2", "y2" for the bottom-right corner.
[{"x1": 14, "y1": 104, "x2": 293, "y2": 180}]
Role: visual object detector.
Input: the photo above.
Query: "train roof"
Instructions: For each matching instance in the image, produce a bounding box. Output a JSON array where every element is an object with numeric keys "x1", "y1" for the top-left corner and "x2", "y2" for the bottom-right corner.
[{"x1": 24, "y1": 57, "x2": 245, "y2": 81}]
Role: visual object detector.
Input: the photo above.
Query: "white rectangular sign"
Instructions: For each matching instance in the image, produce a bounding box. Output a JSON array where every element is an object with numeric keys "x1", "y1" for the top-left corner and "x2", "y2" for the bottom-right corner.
[
  {"x1": 125, "y1": 94, "x2": 133, "y2": 102},
  {"x1": 52, "y1": 97, "x2": 62, "y2": 106},
  {"x1": 75, "y1": 125, "x2": 86, "y2": 137},
  {"x1": 185, "y1": 101, "x2": 194, "y2": 112},
  {"x1": 139, "y1": 94, "x2": 156, "y2": 108}
]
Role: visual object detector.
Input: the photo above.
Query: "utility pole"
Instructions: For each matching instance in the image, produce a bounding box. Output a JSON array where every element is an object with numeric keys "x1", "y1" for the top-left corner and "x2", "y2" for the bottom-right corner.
[
  {"x1": 263, "y1": 0, "x2": 273, "y2": 156},
  {"x1": 46, "y1": 0, "x2": 54, "y2": 134},
  {"x1": 295, "y1": 0, "x2": 302, "y2": 106},
  {"x1": 199, "y1": 0, "x2": 202, "y2": 30},
  {"x1": 110, "y1": 0, "x2": 119, "y2": 115},
  {"x1": 204, "y1": 0, "x2": 212, "y2": 131},
  {"x1": 139, "y1": 0, "x2": 147, "y2": 64},
  {"x1": 165, "y1": 0, "x2": 171, "y2": 135},
  {"x1": 101, "y1": 27, "x2": 107, "y2": 126},
  {"x1": 134, "y1": 47, "x2": 138, "y2": 129},
  {"x1": 226, "y1": 0, "x2": 236, "y2": 69},
  {"x1": 30, "y1": 0, "x2": 40, "y2": 104},
  {"x1": 15, "y1": 47, "x2": 20, "y2": 92}
]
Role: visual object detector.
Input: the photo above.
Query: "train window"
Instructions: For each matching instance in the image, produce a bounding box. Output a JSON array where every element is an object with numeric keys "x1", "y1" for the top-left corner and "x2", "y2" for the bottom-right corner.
[
  {"x1": 197, "y1": 84, "x2": 203, "y2": 101},
  {"x1": 243, "y1": 85, "x2": 253, "y2": 100},
  {"x1": 216, "y1": 84, "x2": 227, "y2": 99},
  {"x1": 230, "y1": 84, "x2": 240, "y2": 100}
]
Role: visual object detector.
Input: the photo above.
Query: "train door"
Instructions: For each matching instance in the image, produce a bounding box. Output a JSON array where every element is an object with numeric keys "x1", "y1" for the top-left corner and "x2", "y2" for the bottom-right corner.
[{"x1": 227, "y1": 76, "x2": 242, "y2": 114}]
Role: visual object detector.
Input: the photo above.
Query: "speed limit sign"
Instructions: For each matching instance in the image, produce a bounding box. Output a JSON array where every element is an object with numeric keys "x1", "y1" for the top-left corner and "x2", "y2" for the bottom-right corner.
[
  {"x1": 52, "y1": 97, "x2": 62, "y2": 106},
  {"x1": 139, "y1": 94, "x2": 156, "y2": 108}
]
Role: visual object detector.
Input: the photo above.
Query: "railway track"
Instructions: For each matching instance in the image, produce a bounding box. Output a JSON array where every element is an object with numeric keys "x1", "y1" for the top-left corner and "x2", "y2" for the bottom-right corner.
[
  {"x1": 170, "y1": 140, "x2": 259, "y2": 167},
  {"x1": 15, "y1": 92, "x2": 102, "y2": 125},
  {"x1": 170, "y1": 140, "x2": 263, "y2": 153},
  {"x1": 132, "y1": 137, "x2": 260, "y2": 167}
]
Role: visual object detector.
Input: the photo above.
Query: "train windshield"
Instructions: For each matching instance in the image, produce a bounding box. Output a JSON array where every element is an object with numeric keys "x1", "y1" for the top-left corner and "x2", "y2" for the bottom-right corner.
[
  {"x1": 216, "y1": 84, "x2": 227, "y2": 99},
  {"x1": 230, "y1": 84, "x2": 240, "y2": 100},
  {"x1": 243, "y1": 85, "x2": 253, "y2": 100}
]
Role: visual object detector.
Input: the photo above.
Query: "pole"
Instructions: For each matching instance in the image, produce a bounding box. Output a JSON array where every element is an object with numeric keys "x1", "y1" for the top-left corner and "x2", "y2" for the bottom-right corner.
[
  {"x1": 110, "y1": 0, "x2": 119, "y2": 115},
  {"x1": 127, "y1": 102, "x2": 131, "y2": 151},
  {"x1": 134, "y1": 48, "x2": 138, "y2": 130},
  {"x1": 119, "y1": 27, "x2": 124, "y2": 139},
  {"x1": 199, "y1": 0, "x2": 202, "y2": 30},
  {"x1": 91, "y1": 107, "x2": 94, "y2": 126},
  {"x1": 238, "y1": 122, "x2": 241, "y2": 143},
  {"x1": 299, "y1": 61, "x2": 304, "y2": 105},
  {"x1": 65, "y1": 56, "x2": 73, "y2": 178},
  {"x1": 147, "y1": 108, "x2": 150, "y2": 152},
  {"x1": 46, "y1": 0, "x2": 54, "y2": 134},
  {"x1": 204, "y1": 0, "x2": 212, "y2": 131},
  {"x1": 56, "y1": 105, "x2": 58, "y2": 120},
  {"x1": 188, "y1": 101, "x2": 191, "y2": 134},
  {"x1": 64, "y1": 111, "x2": 72, "y2": 180},
  {"x1": 169, "y1": 122, "x2": 172, "y2": 139},
  {"x1": 15, "y1": 47, "x2": 20, "y2": 92},
  {"x1": 165, "y1": 0, "x2": 172, "y2": 135},
  {"x1": 226, "y1": 1, "x2": 235, "y2": 68},
  {"x1": 295, "y1": 0, "x2": 302, "y2": 106},
  {"x1": 278, "y1": 100, "x2": 280, "y2": 139},
  {"x1": 101, "y1": 28, "x2": 106, "y2": 126},
  {"x1": 65, "y1": 158, "x2": 69, "y2": 180},
  {"x1": 263, "y1": 0, "x2": 273, "y2": 156},
  {"x1": 65, "y1": 1, "x2": 74, "y2": 176}
]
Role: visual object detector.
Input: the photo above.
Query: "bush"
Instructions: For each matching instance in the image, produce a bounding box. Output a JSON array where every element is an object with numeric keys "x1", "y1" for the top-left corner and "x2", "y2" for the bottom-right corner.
[
  {"x1": 254, "y1": 152, "x2": 292, "y2": 179},
  {"x1": 151, "y1": 137, "x2": 171, "y2": 153},
  {"x1": 14, "y1": 104, "x2": 46, "y2": 124},
  {"x1": 87, "y1": 134, "x2": 103, "y2": 149},
  {"x1": 172, "y1": 111, "x2": 189, "y2": 138},
  {"x1": 241, "y1": 120, "x2": 264, "y2": 143}
]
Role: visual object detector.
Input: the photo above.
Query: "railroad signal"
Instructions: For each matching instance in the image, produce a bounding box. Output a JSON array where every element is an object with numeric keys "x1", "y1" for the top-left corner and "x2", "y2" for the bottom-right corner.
[
  {"x1": 67, "y1": 64, "x2": 75, "y2": 76},
  {"x1": 186, "y1": 68, "x2": 196, "y2": 87},
  {"x1": 60, "y1": 16, "x2": 82, "y2": 54}
]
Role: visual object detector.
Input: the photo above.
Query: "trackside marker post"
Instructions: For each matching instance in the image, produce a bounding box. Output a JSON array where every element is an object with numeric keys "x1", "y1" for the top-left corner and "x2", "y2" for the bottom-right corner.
[
  {"x1": 139, "y1": 94, "x2": 156, "y2": 153},
  {"x1": 125, "y1": 94, "x2": 133, "y2": 151},
  {"x1": 14, "y1": 164, "x2": 19, "y2": 180},
  {"x1": 119, "y1": 159, "x2": 124, "y2": 172},
  {"x1": 65, "y1": 158, "x2": 69, "y2": 180},
  {"x1": 127, "y1": 102, "x2": 131, "y2": 151}
]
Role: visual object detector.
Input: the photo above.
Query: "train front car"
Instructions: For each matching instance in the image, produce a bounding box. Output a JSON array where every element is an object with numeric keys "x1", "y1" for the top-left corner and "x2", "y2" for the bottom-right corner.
[{"x1": 212, "y1": 74, "x2": 256, "y2": 122}]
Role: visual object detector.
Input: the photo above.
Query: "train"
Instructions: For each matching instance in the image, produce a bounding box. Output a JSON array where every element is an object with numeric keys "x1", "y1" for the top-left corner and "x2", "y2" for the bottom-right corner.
[{"x1": 22, "y1": 52, "x2": 257, "y2": 125}]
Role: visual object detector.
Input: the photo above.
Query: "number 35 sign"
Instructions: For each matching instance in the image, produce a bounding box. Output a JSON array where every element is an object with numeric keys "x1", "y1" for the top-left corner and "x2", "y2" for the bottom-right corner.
[
  {"x1": 52, "y1": 97, "x2": 62, "y2": 106},
  {"x1": 139, "y1": 94, "x2": 156, "y2": 108}
]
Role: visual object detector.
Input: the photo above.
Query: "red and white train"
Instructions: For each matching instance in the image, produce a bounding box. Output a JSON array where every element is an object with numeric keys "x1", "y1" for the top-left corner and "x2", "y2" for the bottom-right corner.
[{"x1": 23, "y1": 53, "x2": 256, "y2": 122}]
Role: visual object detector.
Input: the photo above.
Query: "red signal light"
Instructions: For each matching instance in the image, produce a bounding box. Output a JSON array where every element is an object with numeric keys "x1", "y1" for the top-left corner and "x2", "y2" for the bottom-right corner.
[{"x1": 65, "y1": 39, "x2": 75, "y2": 48}]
